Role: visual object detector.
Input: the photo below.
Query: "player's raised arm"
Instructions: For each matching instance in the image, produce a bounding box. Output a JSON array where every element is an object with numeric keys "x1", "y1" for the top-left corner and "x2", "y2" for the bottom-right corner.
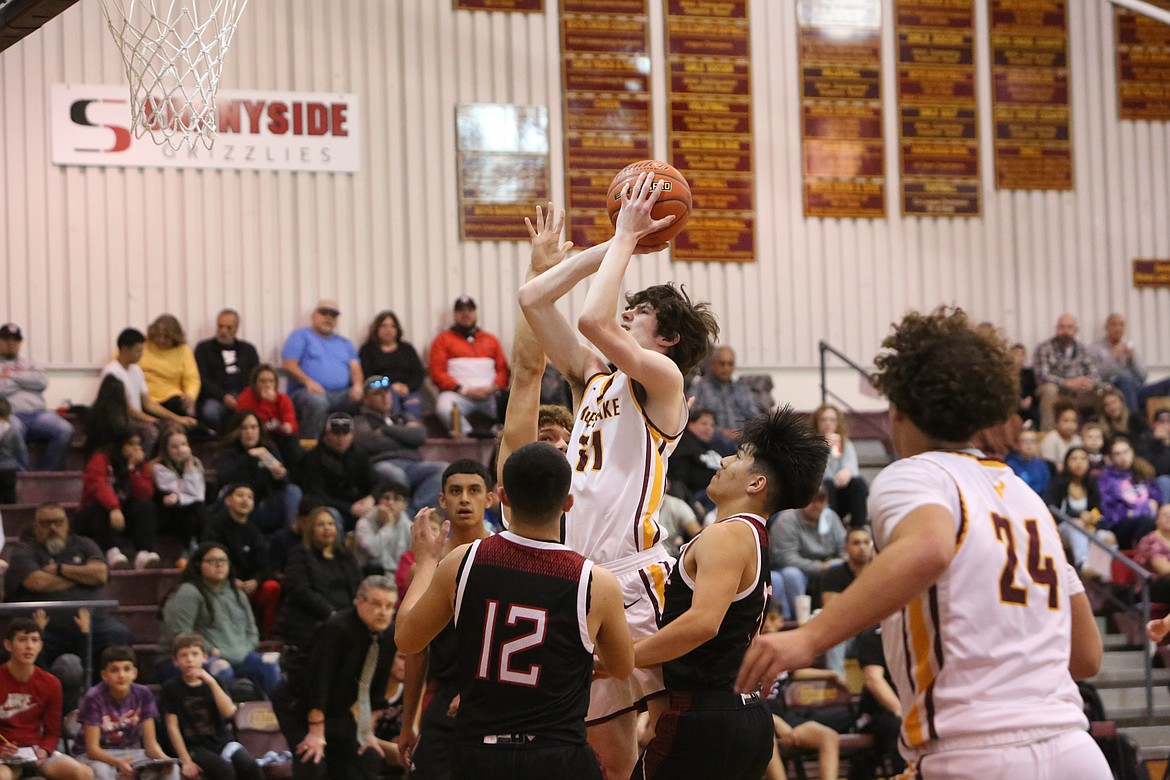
[
  {"x1": 578, "y1": 173, "x2": 682, "y2": 402},
  {"x1": 518, "y1": 204, "x2": 612, "y2": 387},
  {"x1": 588, "y1": 565, "x2": 634, "y2": 680},
  {"x1": 395, "y1": 513, "x2": 460, "y2": 654}
]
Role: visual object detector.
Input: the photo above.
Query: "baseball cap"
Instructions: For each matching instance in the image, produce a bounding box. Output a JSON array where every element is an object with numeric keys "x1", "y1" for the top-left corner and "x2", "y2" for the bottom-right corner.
[
  {"x1": 364, "y1": 375, "x2": 392, "y2": 394},
  {"x1": 0, "y1": 323, "x2": 22, "y2": 341},
  {"x1": 326, "y1": 412, "x2": 354, "y2": 433},
  {"x1": 316, "y1": 298, "x2": 341, "y2": 317},
  {"x1": 453, "y1": 295, "x2": 477, "y2": 311}
]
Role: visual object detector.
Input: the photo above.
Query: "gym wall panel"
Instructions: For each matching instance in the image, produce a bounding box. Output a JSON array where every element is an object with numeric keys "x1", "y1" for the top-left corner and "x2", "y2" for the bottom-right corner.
[{"x1": 1, "y1": 0, "x2": 1169, "y2": 407}]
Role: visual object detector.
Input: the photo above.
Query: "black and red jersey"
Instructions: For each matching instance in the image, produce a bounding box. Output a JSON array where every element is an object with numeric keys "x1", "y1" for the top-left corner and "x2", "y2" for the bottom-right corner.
[{"x1": 452, "y1": 531, "x2": 595, "y2": 745}]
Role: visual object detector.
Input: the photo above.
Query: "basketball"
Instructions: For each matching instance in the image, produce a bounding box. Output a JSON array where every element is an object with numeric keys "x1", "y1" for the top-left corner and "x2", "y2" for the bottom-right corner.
[{"x1": 605, "y1": 160, "x2": 692, "y2": 246}]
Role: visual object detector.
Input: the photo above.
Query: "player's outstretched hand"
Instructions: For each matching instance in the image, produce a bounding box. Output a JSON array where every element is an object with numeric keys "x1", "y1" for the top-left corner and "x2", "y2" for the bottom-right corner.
[
  {"x1": 615, "y1": 172, "x2": 676, "y2": 242},
  {"x1": 525, "y1": 202, "x2": 573, "y2": 273},
  {"x1": 735, "y1": 629, "x2": 817, "y2": 695},
  {"x1": 1147, "y1": 614, "x2": 1170, "y2": 644},
  {"x1": 411, "y1": 508, "x2": 449, "y2": 565}
]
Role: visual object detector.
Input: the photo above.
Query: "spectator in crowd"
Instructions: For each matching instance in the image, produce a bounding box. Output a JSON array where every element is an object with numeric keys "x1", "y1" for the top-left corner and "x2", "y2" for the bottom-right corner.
[
  {"x1": 161, "y1": 632, "x2": 263, "y2": 780},
  {"x1": 273, "y1": 506, "x2": 362, "y2": 657},
  {"x1": 204, "y1": 483, "x2": 281, "y2": 638},
  {"x1": 1133, "y1": 504, "x2": 1170, "y2": 603},
  {"x1": 0, "y1": 617, "x2": 95, "y2": 780},
  {"x1": 194, "y1": 309, "x2": 260, "y2": 431},
  {"x1": 296, "y1": 412, "x2": 375, "y2": 531},
  {"x1": 158, "y1": 542, "x2": 281, "y2": 698},
  {"x1": 667, "y1": 407, "x2": 736, "y2": 519},
  {"x1": 686, "y1": 345, "x2": 765, "y2": 439},
  {"x1": 1138, "y1": 407, "x2": 1170, "y2": 500},
  {"x1": 0, "y1": 399, "x2": 24, "y2": 503},
  {"x1": 656, "y1": 485, "x2": 703, "y2": 560},
  {"x1": 0, "y1": 323, "x2": 75, "y2": 471},
  {"x1": 1010, "y1": 342, "x2": 1039, "y2": 428},
  {"x1": 1044, "y1": 447, "x2": 1104, "y2": 572},
  {"x1": 268, "y1": 496, "x2": 320, "y2": 581},
  {"x1": 353, "y1": 375, "x2": 446, "y2": 513},
  {"x1": 234, "y1": 363, "x2": 301, "y2": 464},
  {"x1": 1005, "y1": 428, "x2": 1052, "y2": 496},
  {"x1": 764, "y1": 670, "x2": 841, "y2": 780},
  {"x1": 281, "y1": 299, "x2": 363, "y2": 438},
  {"x1": 353, "y1": 482, "x2": 413, "y2": 578},
  {"x1": 811, "y1": 404, "x2": 868, "y2": 527},
  {"x1": 100, "y1": 328, "x2": 196, "y2": 452},
  {"x1": 359, "y1": 311, "x2": 426, "y2": 422},
  {"x1": 1090, "y1": 313, "x2": 1149, "y2": 414},
  {"x1": 1039, "y1": 400, "x2": 1082, "y2": 470},
  {"x1": 273, "y1": 576, "x2": 397, "y2": 780},
  {"x1": 819, "y1": 527, "x2": 874, "y2": 675},
  {"x1": 215, "y1": 411, "x2": 302, "y2": 532},
  {"x1": 140, "y1": 315, "x2": 202, "y2": 423},
  {"x1": 1099, "y1": 436, "x2": 1162, "y2": 549},
  {"x1": 770, "y1": 487, "x2": 844, "y2": 621},
  {"x1": 73, "y1": 645, "x2": 178, "y2": 779},
  {"x1": 76, "y1": 433, "x2": 161, "y2": 570},
  {"x1": 5, "y1": 502, "x2": 134, "y2": 681},
  {"x1": 428, "y1": 296, "x2": 510, "y2": 436},
  {"x1": 1081, "y1": 422, "x2": 1108, "y2": 473},
  {"x1": 1099, "y1": 387, "x2": 1147, "y2": 442},
  {"x1": 849, "y1": 626, "x2": 906, "y2": 780},
  {"x1": 151, "y1": 428, "x2": 208, "y2": 559},
  {"x1": 1034, "y1": 314, "x2": 1100, "y2": 431},
  {"x1": 84, "y1": 376, "x2": 134, "y2": 456}
]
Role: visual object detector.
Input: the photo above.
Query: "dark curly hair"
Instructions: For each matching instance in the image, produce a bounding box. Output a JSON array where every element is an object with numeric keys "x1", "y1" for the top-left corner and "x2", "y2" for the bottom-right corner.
[
  {"x1": 872, "y1": 307, "x2": 1017, "y2": 443},
  {"x1": 625, "y1": 283, "x2": 719, "y2": 375},
  {"x1": 739, "y1": 406, "x2": 830, "y2": 515}
]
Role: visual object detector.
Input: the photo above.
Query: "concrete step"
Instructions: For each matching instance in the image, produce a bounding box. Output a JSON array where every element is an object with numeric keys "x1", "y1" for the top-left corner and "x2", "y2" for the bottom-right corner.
[
  {"x1": 1104, "y1": 650, "x2": 1154, "y2": 671},
  {"x1": 1120, "y1": 724, "x2": 1170, "y2": 762},
  {"x1": 1091, "y1": 664, "x2": 1170, "y2": 689},
  {"x1": 853, "y1": 437, "x2": 891, "y2": 468},
  {"x1": 1104, "y1": 631, "x2": 1138, "y2": 651},
  {"x1": 1100, "y1": 686, "x2": 1170, "y2": 726}
]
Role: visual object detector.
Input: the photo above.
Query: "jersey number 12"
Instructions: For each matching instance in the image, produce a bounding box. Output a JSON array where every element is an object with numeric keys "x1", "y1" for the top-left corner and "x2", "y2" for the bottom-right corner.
[{"x1": 477, "y1": 601, "x2": 548, "y2": 687}]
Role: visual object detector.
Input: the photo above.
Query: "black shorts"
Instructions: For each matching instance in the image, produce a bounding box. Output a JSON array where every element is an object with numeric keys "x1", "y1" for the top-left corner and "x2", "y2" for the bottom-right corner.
[
  {"x1": 452, "y1": 741, "x2": 602, "y2": 780},
  {"x1": 412, "y1": 686, "x2": 458, "y2": 780},
  {"x1": 635, "y1": 692, "x2": 773, "y2": 780}
]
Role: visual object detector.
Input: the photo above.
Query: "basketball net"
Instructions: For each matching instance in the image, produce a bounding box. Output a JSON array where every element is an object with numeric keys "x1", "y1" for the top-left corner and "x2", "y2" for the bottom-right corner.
[{"x1": 100, "y1": 0, "x2": 248, "y2": 150}]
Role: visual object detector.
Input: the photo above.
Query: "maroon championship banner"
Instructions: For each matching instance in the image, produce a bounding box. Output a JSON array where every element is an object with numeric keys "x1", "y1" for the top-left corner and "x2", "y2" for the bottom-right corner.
[
  {"x1": 1116, "y1": 0, "x2": 1170, "y2": 120},
  {"x1": 1134, "y1": 259, "x2": 1170, "y2": 288},
  {"x1": 989, "y1": 0, "x2": 1072, "y2": 190},
  {"x1": 798, "y1": 0, "x2": 885, "y2": 218},
  {"x1": 664, "y1": 0, "x2": 756, "y2": 262},
  {"x1": 455, "y1": 0, "x2": 543, "y2": 9},
  {"x1": 895, "y1": 0, "x2": 981, "y2": 216},
  {"x1": 560, "y1": 0, "x2": 653, "y2": 247},
  {"x1": 456, "y1": 104, "x2": 551, "y2": 240}
]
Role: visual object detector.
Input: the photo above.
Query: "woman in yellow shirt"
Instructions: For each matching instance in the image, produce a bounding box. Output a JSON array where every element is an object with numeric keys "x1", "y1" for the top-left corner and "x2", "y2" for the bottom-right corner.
[{"x1": 140, "y1": 314, "x2": 201, "y2": 419}]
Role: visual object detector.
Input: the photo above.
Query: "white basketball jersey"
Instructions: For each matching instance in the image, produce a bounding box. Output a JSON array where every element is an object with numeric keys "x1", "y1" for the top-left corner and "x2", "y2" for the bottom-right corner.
[
  {"x1": 869, "y1": 450, "x2": 1087, "y2": 756},
  {"x1": 563, "y1": 370, "x2": 686, "y2": 565}
]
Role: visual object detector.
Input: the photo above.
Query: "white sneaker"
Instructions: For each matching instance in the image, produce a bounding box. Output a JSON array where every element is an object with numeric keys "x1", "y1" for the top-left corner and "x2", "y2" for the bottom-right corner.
[
  {"x1": 106, "y1": 547, "x2": 130, "y2": 570},
  {"x1": 134, "y1": 550, "x2": 161, "y2": 570}
]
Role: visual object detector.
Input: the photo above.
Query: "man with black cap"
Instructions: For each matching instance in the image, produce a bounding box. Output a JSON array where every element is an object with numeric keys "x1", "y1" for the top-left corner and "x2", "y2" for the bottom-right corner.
[
  {"x1": 353, "y1": 375, "x2": 448, "y2": 512},
  {"x1": 428, "y1": 296, "x2": 510, "y2": 436},
  {"x1": 0, "y1": 323, "x2": 75, "y2": 471},
  {"x1": 295, "y1": 412, "x2": 375, "y2": 531}
]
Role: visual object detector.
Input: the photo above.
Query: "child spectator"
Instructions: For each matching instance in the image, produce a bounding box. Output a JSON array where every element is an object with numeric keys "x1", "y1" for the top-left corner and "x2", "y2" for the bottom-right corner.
[
  {"x1": 74, "y1": 646, "x2": 178, "y2": 779},
  {"x1": 372, "y1": 651, "x2": 408, "y2": 777},
  {"x1": 1044, "y1": 447, "x2": 1107, "y2": 573},
  {"x1": 848, "y1": 626, "x2": 906, "y2": 780},
  {"x1": 76, "y1": 432, "x2": 162, "y2": 570},
  {"x1": 214, "y1": 411, "x2": 302, "y2": 532},
  {"x1": 353, "y1": 482, "x2": 413, "y2": 577},
  {"x1": 234, "y1": 364, "x2": 301, "y2": 466},
  {"x1": 0, "y1": 617, "x2": 92, "y2": 779},
  {"x1": 152, "y1": 428, "x2": 208, "y2": 560},
  {"x1": 1100, "y1": 388, "x2": 1148, "y2": 442},
  {"x1": 204, "y1": 484, "x2": 281, "y2": 639},
  {"x1": 1039, "y1": 400, "x2": 1081, "y2": 469},
  {"x1": 161, "y1": 633, "x2": 263, "y2": 780},
  {"x1": 1099, "y1": 436, "x2": 1163, "y2": 549},
  {"x1": 1081, "y1": 422, "x2": 1107, "y2": 474},
  {"x1": 1005, "y1": 428, "x2": 1053, "y2": 496},
  {"x1": 0, "y1": 398, "x2": 25, "y2": 504}
]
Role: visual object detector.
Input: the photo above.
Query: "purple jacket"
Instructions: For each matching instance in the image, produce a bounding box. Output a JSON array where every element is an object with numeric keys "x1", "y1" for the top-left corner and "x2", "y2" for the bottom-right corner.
[{"x1": 1097, "y1": 466, "x2": 1163, "y2": 529}]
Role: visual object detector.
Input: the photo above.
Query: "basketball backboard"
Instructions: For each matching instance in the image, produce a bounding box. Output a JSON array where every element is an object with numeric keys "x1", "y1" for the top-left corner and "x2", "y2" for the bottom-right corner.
[{"x1": 0, "y1": 0, "x2": 81, "y2": 54}]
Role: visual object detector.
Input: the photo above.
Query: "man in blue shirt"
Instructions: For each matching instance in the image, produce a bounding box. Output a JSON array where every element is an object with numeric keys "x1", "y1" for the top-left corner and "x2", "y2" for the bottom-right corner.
[{"x1": 281, "y1": 299, "x2": 363, "y2": 437}]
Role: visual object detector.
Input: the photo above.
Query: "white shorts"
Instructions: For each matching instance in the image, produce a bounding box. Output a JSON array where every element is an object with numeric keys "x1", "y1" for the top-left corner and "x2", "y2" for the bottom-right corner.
[
  {"x1": 587, "y1": 549, "x2": 674, "y2": 724},
  {"x1": 899, "y1": 729, "x2": 1110, "y2": 780}
]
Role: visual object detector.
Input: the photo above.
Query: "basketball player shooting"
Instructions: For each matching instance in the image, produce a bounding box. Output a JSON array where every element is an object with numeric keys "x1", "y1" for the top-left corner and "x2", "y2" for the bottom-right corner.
[
  {"x1": 518, "y1": 173, "x2": 719, "y2": 779},
  {"x1": 736, "y1": 307, "x2": 1110, "y2": 780}
]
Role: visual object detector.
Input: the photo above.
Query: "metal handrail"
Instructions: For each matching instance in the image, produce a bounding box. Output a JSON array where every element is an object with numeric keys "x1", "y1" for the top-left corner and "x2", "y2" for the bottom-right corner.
[
  {"x1": 0, "y1": 600, "x2": 120, "y2": 685},
  {"x1": 817, "y1": 341, "x2": 892, "y2": 447},
  {"x1": 1049, "y1": 507, "x2": 1154, "y2": 720}
]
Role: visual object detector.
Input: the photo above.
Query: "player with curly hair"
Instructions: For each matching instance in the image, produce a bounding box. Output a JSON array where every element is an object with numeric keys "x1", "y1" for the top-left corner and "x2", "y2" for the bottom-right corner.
[{"x1": 737, "y1": 307, "x2": 1110, "y2": 779}]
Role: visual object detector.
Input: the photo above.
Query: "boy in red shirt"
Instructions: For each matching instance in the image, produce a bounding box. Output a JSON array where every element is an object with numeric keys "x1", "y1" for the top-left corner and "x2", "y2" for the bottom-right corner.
[{"x1": 0, "y1": 618, "x2": 93, "y2": 779}]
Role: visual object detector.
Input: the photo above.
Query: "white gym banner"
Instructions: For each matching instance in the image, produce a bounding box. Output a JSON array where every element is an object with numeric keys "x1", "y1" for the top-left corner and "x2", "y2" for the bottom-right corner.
[{"x1": 51, "y1": 84, "x2": 361, "y2": 173}]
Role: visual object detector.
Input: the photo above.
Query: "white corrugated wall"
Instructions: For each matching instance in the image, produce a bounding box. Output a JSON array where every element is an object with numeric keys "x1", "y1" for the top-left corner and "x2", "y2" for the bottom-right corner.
[{"x1": 1, "y1": 0, "x2": 1168, "y2": 408}]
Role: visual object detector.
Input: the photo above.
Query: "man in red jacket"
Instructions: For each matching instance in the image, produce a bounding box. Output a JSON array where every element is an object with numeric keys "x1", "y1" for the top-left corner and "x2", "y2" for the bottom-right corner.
[{"x1": 428, "y1": 296, "x2": 510, "y2": 437}]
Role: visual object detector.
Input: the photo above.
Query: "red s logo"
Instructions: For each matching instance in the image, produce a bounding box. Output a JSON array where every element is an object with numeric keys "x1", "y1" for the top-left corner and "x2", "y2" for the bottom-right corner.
[{"x1": 70, "y1": 99, "x2": 132, "y2": 152}]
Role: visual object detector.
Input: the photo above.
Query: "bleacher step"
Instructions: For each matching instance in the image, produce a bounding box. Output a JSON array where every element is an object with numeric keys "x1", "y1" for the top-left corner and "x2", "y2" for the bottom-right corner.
[{"x1": 1119, "y1": 725, "x2": 1170, "y2": 762}]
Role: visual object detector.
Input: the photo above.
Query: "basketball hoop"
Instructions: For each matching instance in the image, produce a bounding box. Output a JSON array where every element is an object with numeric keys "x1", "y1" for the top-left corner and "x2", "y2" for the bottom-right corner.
[{"x1": 100, "y1": 0, "x2": 248, "y2": 150}]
